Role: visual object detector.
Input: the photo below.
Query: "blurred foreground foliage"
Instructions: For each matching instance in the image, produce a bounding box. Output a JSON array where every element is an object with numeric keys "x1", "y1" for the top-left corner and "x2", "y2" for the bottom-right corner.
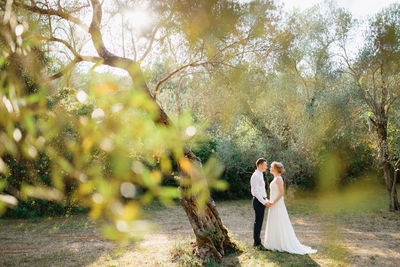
[{"x1": 0, "y1": 8, "x2": 227, "y2": 242}]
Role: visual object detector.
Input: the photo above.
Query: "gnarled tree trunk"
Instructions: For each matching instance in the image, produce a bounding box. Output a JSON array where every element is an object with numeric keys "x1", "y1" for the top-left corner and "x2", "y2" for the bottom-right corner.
[
  {"x1": 180, "y1": 150, "x2": 239, "y2": 264},
  {"x1": 393, "y1": 159, "x2": 400, "y2": 211},
  {"x1": 373, "y1": 118, "x2": 399, "y2": 211},
  {"x1": 180, "y1": 197, "x2": 238, "y2": 263}
]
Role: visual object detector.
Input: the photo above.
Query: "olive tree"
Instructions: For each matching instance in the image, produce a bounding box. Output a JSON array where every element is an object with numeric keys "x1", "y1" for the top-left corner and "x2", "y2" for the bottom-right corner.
[{"x1": 343, "y1": 4, "x2": 400, "y2": 211}]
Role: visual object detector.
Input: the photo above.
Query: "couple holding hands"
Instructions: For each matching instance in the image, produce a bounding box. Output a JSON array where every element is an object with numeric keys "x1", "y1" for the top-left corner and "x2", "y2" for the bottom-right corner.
[{"x1": 250, "y1": 158, "x2": 317, "y2": 255}]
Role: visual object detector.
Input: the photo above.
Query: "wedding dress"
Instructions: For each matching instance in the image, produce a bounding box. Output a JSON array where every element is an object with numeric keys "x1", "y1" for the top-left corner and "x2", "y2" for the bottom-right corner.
[{"x1": 264, "y1": 176, "x2": 317, "y2": 254}]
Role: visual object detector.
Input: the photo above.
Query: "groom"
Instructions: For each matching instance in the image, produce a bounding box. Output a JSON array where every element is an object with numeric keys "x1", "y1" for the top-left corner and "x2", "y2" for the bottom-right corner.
[{"x1": 250, "y1": 158, "x2": 271, "y2": 250}]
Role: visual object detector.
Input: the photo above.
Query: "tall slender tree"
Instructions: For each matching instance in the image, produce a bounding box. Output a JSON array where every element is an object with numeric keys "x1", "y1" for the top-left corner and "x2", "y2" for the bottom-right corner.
[{"x1": 343, "y1": 4, "x2": 400, "y2": 211}]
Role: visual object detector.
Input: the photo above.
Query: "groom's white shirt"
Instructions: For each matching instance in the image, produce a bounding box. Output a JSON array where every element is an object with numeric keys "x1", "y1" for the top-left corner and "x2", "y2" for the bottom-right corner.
[{"x1": 250, "y1": 169, "x2": 268, "y2": 205}]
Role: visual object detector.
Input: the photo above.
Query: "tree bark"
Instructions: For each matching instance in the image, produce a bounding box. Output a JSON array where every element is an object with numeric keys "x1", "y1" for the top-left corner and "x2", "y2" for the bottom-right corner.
[
  {"x1": 374, "y1": 118, "x2": 399, "y2": 211},
  {"x1": 180, "y1": 198, "x2": 238, "y2": 264},
  {"x1": 393, "y1": 159, "x2": 400, "y2": 211},
  {"x1": 178, "y1": 150, "x2": 239, "y2": 265}
]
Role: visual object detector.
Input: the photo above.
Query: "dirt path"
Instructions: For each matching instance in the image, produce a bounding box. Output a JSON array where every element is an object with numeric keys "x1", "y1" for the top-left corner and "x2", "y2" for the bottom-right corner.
[{"x1": 0, "y1": 200, "x2": 399, "y2": 266}]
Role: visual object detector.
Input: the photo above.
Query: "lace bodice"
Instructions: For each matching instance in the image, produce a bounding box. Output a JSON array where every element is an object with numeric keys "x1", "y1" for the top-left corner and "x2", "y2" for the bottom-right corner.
[{"x1": 270, "y1": 176, "x2": 284, "y2": 203}]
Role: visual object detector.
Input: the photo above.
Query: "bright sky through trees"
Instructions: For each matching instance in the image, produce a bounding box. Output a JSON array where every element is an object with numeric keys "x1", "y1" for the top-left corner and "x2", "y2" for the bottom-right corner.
[
  {"x1": 76, "y1": 0, "x2": 400, "y2": 75},
  {"x1": 280, "y1": 0, "x2": 399, "y2": 18}
]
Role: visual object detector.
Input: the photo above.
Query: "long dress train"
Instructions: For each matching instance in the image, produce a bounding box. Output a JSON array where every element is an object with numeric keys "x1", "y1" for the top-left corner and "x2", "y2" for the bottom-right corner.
[{"x1": 264, "y1": 176, "x2": 317, "y2": 255}]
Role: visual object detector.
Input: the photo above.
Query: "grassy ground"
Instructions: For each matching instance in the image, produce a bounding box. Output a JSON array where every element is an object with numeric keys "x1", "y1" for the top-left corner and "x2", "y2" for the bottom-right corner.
[{"x1": 0, "y1": 185, "x2": 399, "y2": 266}]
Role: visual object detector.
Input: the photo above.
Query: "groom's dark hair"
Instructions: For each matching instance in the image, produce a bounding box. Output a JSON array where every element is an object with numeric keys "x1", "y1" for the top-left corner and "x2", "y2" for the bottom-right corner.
[{"x1": 256, "y1": 158, "x2": 267, "y2": 167}]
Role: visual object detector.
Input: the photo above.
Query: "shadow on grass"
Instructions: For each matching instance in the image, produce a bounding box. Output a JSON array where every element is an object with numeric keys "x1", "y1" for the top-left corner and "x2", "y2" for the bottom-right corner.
[
  {"x1": 0, "y1": 214, "x2": 120, "y2": 267},
  {"x1": 222, "y1": 242, "x2": 320, "y2": 267},
  {"x1": 0, "y1": 245, "x2": 118, "y2": 267},
  {"x1": 258, "y1": 250, "x2": 320, "y2": 267}
]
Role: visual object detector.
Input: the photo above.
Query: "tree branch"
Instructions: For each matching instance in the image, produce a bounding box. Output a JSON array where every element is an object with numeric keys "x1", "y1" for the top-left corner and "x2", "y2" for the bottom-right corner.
[
  {"x1": 130, "y1": 30, "x2": 137, "y2": 61},
  {"x1": 138, "y1": 22, "x2": 161, "y2": 62},
  {"x1": 35, "y1": 35, "x2": 79, "y2": 58},
  {"x1": 15, "y1": 1, "x2": 89, "y2": 32},
  {"x1": 49, "y1": 57, "x2": 81, "y2": 80},
  {"x1": 394, "y1": 158, "x2": 400, "y2": 170},
  {"x1": 176, "y1": 73, "x2": 186, "y2": 115},
  {"x1": 386, "y1": 94, "x2": 400, "y2": 114},
  {"x1": 369, "y1": 116, "x2": 378, "y2": 128},
  {"x1": 49, "y1": 55, "x2": 104, "y2": 80},
  {"x1": 88, "y1": 0, "x2": 134, "y2": 68},
  {"x1": 392, "y1": 157, "x2": 399, "y2": 207},
  {"x1": 153, "y1": 61, "x2": 208, "y2": 100}
]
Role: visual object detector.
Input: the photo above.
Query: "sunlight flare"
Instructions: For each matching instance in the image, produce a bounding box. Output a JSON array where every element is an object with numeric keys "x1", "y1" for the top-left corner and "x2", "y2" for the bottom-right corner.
[{"x1": 123, "y1": 5, "x2": 153, "y2": 32}]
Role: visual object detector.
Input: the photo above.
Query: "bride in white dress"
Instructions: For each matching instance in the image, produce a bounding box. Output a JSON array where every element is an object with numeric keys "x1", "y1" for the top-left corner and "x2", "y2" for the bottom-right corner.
[{"x1": 264, "y1": 161, "x2": 317, "y2": 255}]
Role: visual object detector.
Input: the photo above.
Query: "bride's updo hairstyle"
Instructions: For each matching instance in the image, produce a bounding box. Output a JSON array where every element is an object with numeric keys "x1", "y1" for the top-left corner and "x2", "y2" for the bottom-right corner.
[{"x1": 271, "y1": 161, "x2": 285, "y2": 174}]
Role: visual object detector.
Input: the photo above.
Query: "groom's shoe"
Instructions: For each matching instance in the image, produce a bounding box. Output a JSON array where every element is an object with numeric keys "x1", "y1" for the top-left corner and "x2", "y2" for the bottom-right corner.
[{"x1": 254, "y1": 244, "x2": 268, "y2": 251}]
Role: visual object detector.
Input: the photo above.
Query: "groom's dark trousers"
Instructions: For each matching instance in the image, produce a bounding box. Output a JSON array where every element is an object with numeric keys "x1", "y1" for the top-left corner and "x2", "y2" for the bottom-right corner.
[{"x1": 252, "y1": 196, "x2": 266, "y2": 246}]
